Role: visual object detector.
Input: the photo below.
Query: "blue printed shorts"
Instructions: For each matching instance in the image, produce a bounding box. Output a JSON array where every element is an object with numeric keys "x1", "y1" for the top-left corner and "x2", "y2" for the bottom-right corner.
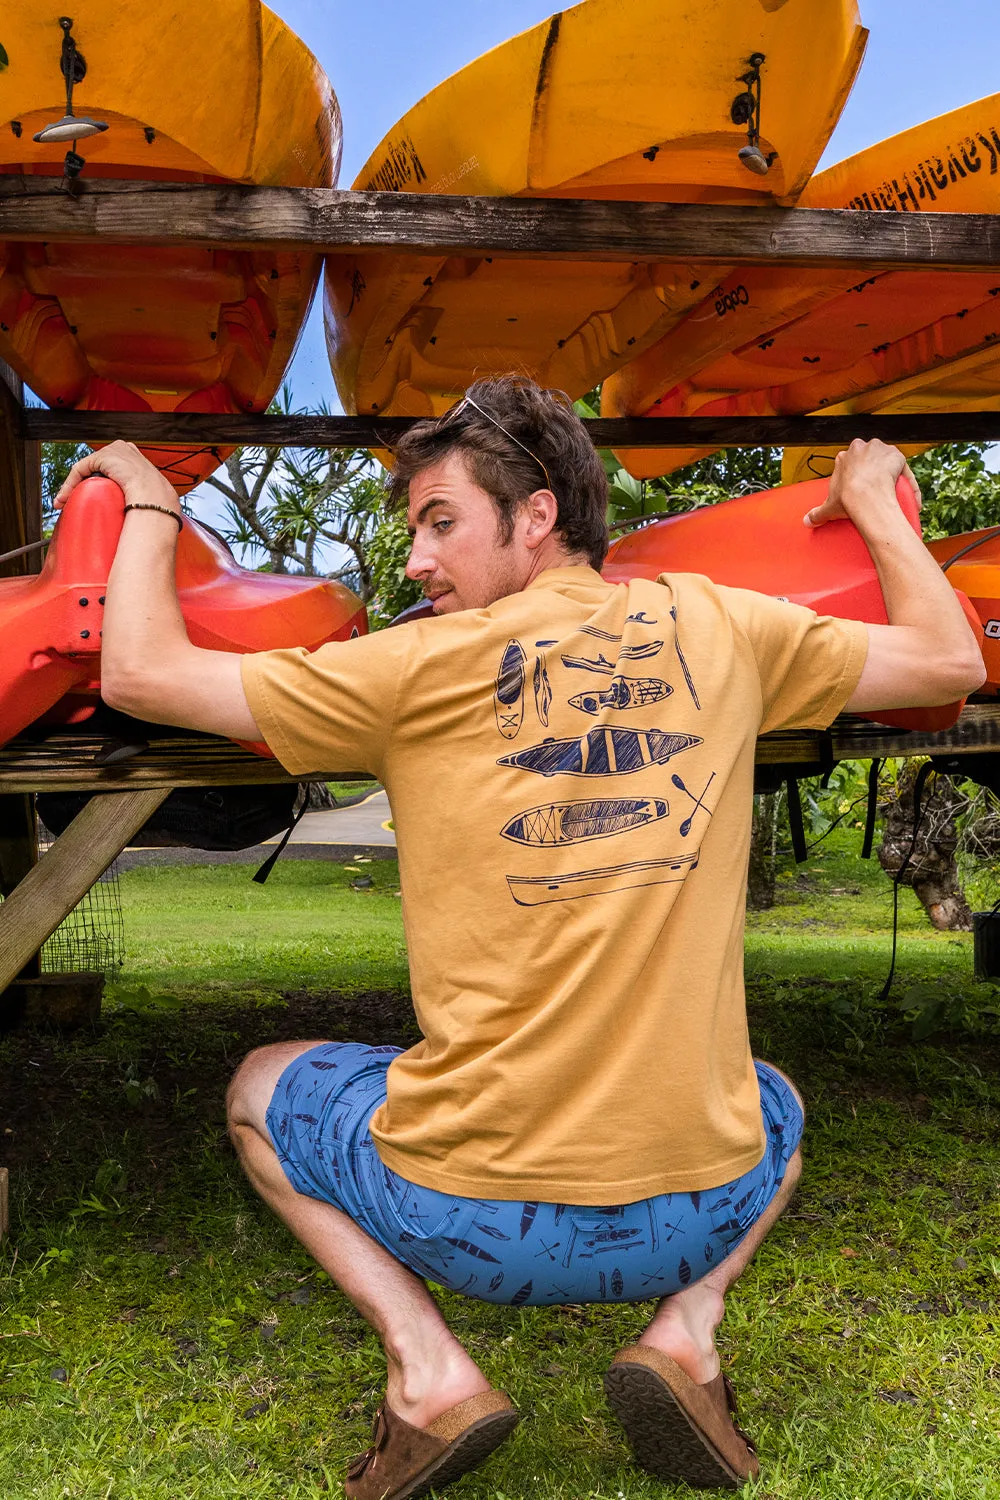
[{"x1": 265, "y1": 1043, "x2": 804, "y2": 1307}]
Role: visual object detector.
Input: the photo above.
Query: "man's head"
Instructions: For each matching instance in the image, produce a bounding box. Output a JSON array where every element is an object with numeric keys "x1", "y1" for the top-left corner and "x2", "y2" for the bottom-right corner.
[{"x1": 389, "y1": 375, "x2": 610, "y2": 613}]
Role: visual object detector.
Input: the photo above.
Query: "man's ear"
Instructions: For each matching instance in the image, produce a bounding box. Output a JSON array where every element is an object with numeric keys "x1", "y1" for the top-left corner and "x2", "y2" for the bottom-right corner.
[{"x1": 522, "y1": 489, "x2": 559, "y2": 550}]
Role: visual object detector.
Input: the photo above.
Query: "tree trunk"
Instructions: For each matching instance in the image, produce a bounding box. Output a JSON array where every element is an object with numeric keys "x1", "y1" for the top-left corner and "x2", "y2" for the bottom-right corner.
[
  {"x1": 748, "y1": 791, "x2": 781, "y2": 910},
  {"x1": 877, "y1": 765, "x2": 972, "y2": 931},
  {"x1": 302, "y1": 781, "x2": 337, "y2": 812}
]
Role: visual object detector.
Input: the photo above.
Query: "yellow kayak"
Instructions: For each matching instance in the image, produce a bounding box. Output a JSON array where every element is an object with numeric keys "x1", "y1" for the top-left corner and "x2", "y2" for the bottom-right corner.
[
  {"x1": 326, "y1": 0, "x2": 866, "y2": 420},
  {"x1": 0, "y1": 2, "x2": 340, "y2": 492},
  {"x1": 603, "y1": 93, "x2": 1000, "y2": 479}
]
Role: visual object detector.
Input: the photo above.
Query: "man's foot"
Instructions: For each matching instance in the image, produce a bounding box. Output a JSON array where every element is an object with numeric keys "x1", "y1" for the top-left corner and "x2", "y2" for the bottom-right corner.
[
  {"x1": 636, "y1": 1280, "x2": 726, "y2": 1386},
  {"x1": 604, "y1": 1346, "x2": 759, "y2": 1491},
  {"x1": 385, "y1": 1322, "x2": 494, "y2": 1429},
  {"x1": 345, "y1": 1390, "x2": 520, "y2": 1500}
]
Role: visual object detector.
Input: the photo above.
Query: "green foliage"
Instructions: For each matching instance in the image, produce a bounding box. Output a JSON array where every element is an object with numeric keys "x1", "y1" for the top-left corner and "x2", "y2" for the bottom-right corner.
[
  {"x1": 575, "y1": 394, "x2": 781, "y2": 531},
  {"x1": 367, "y1": 508, "x2": 424, "y2": 625},
  {"x1": 910, "y1": 442, "x2": 1000, "y2": 540},
  {"x1": 205, "y1": 386, "x2": 389, "y2": 599},
  {"x1": 40, "y1": 441, "x2": 90, "y2": 524}
]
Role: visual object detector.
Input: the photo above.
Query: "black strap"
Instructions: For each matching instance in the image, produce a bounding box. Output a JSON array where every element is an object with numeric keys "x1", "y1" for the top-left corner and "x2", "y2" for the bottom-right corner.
[
  {"x1": 861, "y1": 757, "x2": 882, "y2": 859},
  {"x1": 252, "y1": 797, "x2": 309, "y2": 885},
  {"x1": 879, "y1": 760, "x2": 934, "y2": 1002},
  {"x1": 785, "y1": 776, "x2": 807, "y2": 864},
  {"x1": 817, "y1": 730, "x2": 836, "y2": 782}
]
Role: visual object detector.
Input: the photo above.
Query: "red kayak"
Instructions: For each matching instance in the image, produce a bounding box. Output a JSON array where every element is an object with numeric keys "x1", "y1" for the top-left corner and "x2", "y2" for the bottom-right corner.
[
  {"x1": 0, "y1": 476, "x2": 366, "y2": 751},
  {"x1": 604, "y1": 474, "x2": 979, "y2": 732}
]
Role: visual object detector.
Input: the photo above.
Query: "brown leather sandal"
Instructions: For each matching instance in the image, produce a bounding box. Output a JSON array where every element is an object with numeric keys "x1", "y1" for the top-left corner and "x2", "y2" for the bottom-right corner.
[
  {"x1": 344, "y1": 1390, "x2": 520, "y2": 1500},
  {"x1": 604, "y1": 1345, "x2": 759, "y2": 1490}
]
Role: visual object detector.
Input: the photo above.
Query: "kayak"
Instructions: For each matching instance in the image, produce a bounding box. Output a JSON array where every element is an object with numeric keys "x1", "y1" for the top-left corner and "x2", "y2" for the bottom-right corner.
[
  {"x1": 927, "y1": 528, "x2": 1000, "y2": 694},
  {"x1": 0, "y1": 2, "x2": 340, "y2": 493},
  {"x1": 0, "y1": 476, "x2": 366, "y2": 751},
  {"x1": 326, "y1": 0, "x2": 866, "y2": 422},
  {"x1": 603, "y1": 473, "x2": 980, "y2": 731},
  {"x1": 602, "y1": 93, "x2": 1000, "y2": 478}
]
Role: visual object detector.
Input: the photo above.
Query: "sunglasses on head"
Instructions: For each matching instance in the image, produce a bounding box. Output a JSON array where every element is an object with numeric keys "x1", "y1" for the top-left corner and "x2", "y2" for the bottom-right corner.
[{"x1": 441, "y1": 393, "x2": 553, "y2": 492}]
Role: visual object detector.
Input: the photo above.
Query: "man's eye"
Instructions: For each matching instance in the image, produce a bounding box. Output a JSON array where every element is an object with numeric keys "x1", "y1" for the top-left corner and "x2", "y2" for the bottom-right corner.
[{"x1": 434, "y1": 518, "x2": 452, "y2": 532}]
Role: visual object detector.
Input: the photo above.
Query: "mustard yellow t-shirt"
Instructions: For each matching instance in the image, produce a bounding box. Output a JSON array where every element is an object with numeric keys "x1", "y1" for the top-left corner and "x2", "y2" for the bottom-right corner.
[{"x1": 242, "y1": 566, "x2": 867, "y2": 1203}]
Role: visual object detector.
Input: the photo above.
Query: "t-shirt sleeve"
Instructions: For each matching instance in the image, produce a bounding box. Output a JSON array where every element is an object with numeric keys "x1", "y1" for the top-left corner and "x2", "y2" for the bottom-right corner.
[
  {"x1": 714, "y1": 584, "x2": 869, "y2": 734},
  {"x1": 240, "y1": 627, "x2": 412, "y2": 777}
]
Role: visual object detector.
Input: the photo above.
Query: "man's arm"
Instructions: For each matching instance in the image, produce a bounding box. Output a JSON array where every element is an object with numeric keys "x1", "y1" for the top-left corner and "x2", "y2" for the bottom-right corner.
[
  {"x1": 803, "y1": 440, "x2": 986, "y2": 711},
  {"x1": 56, "y1": 443, "x2": 262, "y2": 741}
]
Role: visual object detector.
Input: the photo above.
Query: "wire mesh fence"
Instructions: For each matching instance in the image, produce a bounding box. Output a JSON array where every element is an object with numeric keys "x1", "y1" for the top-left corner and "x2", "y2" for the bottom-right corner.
[{"x1": 40, "y1": 860, "x2": 125, "y2": 975}]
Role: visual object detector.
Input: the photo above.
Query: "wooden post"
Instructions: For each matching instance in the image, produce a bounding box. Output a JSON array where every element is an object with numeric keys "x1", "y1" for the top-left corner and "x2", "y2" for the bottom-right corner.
[
  {"x1": 0, "y1": 363, "x2": 41, "y2": 981},
  {"x1": 0, "y1": 1166, "x2": 8, "y2": 1241},
  {"x1": 0, "y1": 789, "x2": 169, "y2": 995}
]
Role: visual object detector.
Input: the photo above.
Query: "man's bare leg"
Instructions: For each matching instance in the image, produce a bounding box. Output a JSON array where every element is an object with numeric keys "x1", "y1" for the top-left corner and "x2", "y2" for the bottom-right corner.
[
  {"x1": 636, "y1": 1144, "x2": 802, "y2": 1385},
  {"x1": 226, "y1": 1041, "x2": 491, "y2": 1429}
]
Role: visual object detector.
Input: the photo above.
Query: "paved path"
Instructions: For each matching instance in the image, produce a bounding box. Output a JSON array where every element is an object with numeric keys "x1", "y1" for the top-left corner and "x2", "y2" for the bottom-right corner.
[
  {"x1": 275, "y1": 790, "x2": 395, "y2": 849},
  {"x1": 111, "y1": 789, "x2": 396, "y2": 870}
]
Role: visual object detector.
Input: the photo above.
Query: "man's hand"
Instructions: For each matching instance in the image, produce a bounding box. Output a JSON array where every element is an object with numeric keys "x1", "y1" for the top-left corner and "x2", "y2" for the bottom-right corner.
[
  {"x1": 803, "y1": 441, "x2": 986, "y2": 711},
  {"x1": 55, "y1": 440, "x2": 181, "y2": 517},
  {"x1": 802, "y1": 438, "x2": 919, "y2": 531}
]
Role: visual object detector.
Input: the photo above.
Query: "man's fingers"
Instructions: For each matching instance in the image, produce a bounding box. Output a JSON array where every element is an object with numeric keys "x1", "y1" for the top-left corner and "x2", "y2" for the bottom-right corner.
[
  {"x1": 54, "y1": 450, "x2": 107, "y2": 507},
  {"x1": 902, "y1": 462, "x2": 922, "y2": 510}
]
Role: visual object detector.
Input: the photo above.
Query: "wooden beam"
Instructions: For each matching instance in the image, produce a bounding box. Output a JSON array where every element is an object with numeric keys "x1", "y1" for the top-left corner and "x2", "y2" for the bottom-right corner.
[
  {"x1": 2, "y1": 708, "x2": 1000, "y2": 794},
  {"x1": 1, "y1": 178, "x2": 1000, "y2": 272},
  {"x1": 22, "y1": 410, "x2": 1000, "y2": 450},
  {"x1": 0, "y1": 789, "x2": 169, "y2": 993}
]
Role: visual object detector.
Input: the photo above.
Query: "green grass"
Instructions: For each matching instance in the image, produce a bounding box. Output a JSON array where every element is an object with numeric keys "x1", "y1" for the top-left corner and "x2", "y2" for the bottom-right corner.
[
  {"x1": 3, "y1": 835, "x2": 1000, "y2": 1497},
  {"x1": 117, "y1": 861, "x2": 409, "y2": 992}
]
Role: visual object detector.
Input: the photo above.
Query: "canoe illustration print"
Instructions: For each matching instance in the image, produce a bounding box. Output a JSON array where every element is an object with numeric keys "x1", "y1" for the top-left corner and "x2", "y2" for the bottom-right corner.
[
  {"x1": 494, "y1": 638, "x2": 527, "y2": 738},
  {"x1": 568, "y1": 676, "x2": 673, "y2": 716},
  {"x1": 501, "y1": 797, "x2": 670, "y2": 847},
  {"x1": 497, "y1": 726, "x2": 702, "y2": 776},
  {"x1": 506, "y1": 851, "x2": 700, "y2": 906}
]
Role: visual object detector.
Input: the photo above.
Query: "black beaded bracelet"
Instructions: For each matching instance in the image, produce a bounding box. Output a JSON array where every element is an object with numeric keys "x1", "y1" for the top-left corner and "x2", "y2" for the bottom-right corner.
[{"x1": 123, "y1": 503, "x2": 184, "y2": 531}]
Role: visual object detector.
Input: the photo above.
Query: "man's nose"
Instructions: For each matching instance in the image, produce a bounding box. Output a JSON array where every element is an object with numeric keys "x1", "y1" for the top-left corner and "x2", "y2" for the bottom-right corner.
[{"x1": 405, "y1": 536, "x2": 433, "y2": 580}]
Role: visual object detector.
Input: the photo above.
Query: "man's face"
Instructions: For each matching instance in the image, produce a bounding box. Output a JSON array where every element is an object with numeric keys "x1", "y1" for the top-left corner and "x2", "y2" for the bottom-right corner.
[{"x1": 405, "y1": 451, "x2": 529, "y2": 613}]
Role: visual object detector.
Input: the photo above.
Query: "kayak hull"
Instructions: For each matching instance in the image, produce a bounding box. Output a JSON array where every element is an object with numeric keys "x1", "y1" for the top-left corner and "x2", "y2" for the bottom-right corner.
[
  {"x1": 603, "y1": 475, "x2": 977, "y2": 731},
  {"x1": 0, "y1": 476, "x2": 366, "y2": 752},
  {"x1": 603, "y1": 94, "x2": 1000, "y2": 478},
  {"x1": 326, "y1": 0, "x2": 865, "y2": 423},
  {"x1": 0, "y1": 2, "x2": 341, "y2": 493}
]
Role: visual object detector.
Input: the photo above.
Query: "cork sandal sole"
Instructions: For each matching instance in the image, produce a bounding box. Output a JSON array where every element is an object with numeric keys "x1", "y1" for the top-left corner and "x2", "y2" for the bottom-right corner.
[{"x1": 604, "y1": 1360, "x2": 746, "y2": 1491}]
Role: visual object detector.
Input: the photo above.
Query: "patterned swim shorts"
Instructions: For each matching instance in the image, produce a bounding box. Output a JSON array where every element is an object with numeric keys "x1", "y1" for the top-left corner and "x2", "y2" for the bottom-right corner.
[{"x1": 265, "y1": 1043, "x2": 803, "y2": 1307}]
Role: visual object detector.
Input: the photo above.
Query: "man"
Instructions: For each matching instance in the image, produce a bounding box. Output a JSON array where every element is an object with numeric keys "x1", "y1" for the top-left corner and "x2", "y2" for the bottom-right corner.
[{"x1": 58, "y1": 377, "x2": 984, "y2": 1498}]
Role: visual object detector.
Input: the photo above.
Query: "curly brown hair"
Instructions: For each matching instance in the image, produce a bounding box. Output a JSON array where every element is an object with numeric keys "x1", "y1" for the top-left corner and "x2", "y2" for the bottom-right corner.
[{"x1": 387, "y1": 375, "x2": 609, "y2": 569}]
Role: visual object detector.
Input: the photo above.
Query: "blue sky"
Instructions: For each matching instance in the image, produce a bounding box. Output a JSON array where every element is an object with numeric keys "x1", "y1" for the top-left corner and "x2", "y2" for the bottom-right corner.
[{"x1": 270, "y1": 0, "x2": 1000, "y2": 404}]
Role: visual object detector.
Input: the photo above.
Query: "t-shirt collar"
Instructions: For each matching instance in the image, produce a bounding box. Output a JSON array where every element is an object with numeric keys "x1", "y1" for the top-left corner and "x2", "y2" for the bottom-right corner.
[{"x1": 525, "y1": 564, "x2": 608, "y2": 593}]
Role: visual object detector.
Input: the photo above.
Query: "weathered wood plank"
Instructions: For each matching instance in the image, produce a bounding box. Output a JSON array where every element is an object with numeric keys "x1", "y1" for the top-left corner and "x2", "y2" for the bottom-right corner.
[
  {"x1": 22, "y1": 410, "x2": 1000, "y2": 450},
  {"x1": 1, "y1": 709, "x2": 999, "y2": 795},
  {"x1": 0, "y1": 790, "x2": 169, "y2": 993},
  {"x1": 1, "y1": 178, "x2": 1000, "y2": 271},
  {"x1": 0, "y1": 1166, "x2": 7, "y2": 1241}
]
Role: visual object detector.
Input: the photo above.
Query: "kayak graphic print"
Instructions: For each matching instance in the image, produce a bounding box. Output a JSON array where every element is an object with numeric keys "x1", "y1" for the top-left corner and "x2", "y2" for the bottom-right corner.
[
  {"x1": 500, "y1": 796, "x2": 670, "y2": 847},
  {"x1": 496, "y1": 726, "x2": 702, "y2": 776},
  {"x1": 494, "y1": 638, "x2": 527, "y2": 738},
  {"x1": 568, "y1": 676, "x2": 673, "y2": 715}
]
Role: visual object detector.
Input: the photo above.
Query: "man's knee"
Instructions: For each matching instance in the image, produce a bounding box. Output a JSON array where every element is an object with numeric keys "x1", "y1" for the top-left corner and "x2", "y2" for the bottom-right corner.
[{"x1": 226, "y1": 1040, "x2": 323, "y2": 1136}]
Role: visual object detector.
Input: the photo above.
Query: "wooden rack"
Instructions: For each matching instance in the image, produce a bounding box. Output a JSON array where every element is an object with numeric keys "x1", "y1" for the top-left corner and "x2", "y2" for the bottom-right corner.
[{"x1": 1, "y1": 181, "x2": 999, "y2": 1006}]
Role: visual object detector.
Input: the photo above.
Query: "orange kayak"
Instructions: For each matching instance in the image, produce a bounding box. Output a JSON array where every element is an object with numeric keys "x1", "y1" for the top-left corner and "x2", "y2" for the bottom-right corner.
[
  {"x1": 927, "y1": 529, "x2": 1000, "y2": 694},
  {"x1": 0, "y1": 476, "x2": 366, "y2": 751},
  {"x1": 0, "y1": 3, "x2": 341, "y2": 493},
  {"x1": 603, "y1": 93, "x2": 1000, "y2": 478},
  {"x1": 603, "y1": 474, "x2": 979, "y2": 731}
]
